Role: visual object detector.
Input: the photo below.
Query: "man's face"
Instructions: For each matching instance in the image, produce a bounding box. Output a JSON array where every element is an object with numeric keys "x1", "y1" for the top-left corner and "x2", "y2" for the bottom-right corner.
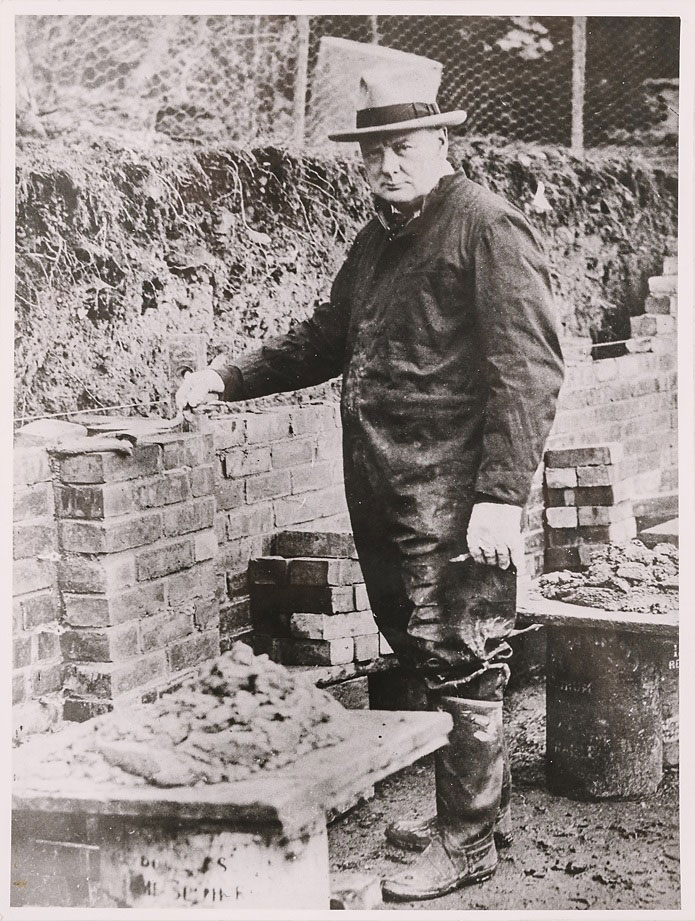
[{"x1": 359, "y1": 128, "x2": 448, "y2": 209}]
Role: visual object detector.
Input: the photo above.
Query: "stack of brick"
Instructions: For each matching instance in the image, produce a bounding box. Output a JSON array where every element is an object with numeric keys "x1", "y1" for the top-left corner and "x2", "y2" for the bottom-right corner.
[
  {"x1": 627, "y1": 241, "x2": 678, "y2": 352},
  {"x1": 249, "y1": 526, "x2": 393, "y2": 666},
  {"x1": 13, "y1": 446, "x2": 63, "y2": 735},
  {"x1": 54, "y1": 433, "x2": 220, "y2": 720},
  {"x1": 198, "y1": 402, "x2": 348, "y2": 650},
  {"x1": 543, "y1": 443, "x2": 636, "y2": 571}
]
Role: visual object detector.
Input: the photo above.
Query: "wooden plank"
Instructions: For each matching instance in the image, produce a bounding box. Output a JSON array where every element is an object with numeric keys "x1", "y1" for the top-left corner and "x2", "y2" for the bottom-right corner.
[
  {"x1": 13, "y1": 710, "x2": 452, "y2": 839},
  {"x1": 517, "y1": 591, "x2": 678, "y2": 637}
]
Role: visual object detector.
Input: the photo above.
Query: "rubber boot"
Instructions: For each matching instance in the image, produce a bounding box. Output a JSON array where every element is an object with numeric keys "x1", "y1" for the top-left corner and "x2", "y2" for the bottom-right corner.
[
  {"x1": 381, "y1": 695, "x2": 504, "y2": 902},
  {"x1": 384, "y1": 738, "x2": 513, "y2": 851}
]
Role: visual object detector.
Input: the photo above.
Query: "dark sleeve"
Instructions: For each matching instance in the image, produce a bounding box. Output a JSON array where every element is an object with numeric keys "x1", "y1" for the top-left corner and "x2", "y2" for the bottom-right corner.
[
  {"x1": 471, "y1": 210, "x2": 565, "y2": 506},
  {"x1": 210, "y1": 248, "x2": 356, "y2": 401}
]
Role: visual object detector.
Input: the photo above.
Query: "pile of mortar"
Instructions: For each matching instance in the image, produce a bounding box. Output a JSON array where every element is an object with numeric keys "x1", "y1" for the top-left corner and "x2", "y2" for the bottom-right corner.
[
  {"x1": 537, "y1": 539, "x2": 678, "y2": 616},
  {"x1": 20, "y1": 643, "x2": 347, "y2": 788}
]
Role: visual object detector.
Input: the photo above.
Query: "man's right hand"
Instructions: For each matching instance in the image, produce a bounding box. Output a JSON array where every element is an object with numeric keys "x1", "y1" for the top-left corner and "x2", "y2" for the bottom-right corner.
[{"x1": 175, "y1": 368, "x2": 225, "y2": 412}]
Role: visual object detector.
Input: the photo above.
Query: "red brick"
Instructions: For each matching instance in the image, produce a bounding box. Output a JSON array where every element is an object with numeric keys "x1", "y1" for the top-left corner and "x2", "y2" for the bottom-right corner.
[
  {"x1": 273, "y1": 486, "x2": 347, "y2": 528},
  {"x1": 222, "y1": 445, "x2": 271, "y2": 478},
  {"x1": 13, "y1": 521, "x2": 56, "y2": 559},
  {"x1": 217, "y1": 535, "x2": 272, "y2": 573},
  {"x1": 245, "y1": 469, "x2": 291, "y2": 503},
  {"x1": 576, "y1": 502, "x2": 634, "y2": 526},
  {"x1": 135, "y1": 470, "x2": 191, "y2": 508},
  {"x1": 13, "y1": 482, "x2": 52, "y2": 520},
  {"x1": 290, "y1": 610, "x2": 378, "y2": 640},
  {"x1": 249, "y1": 583, "x2": 292, "y2": 617},
  {"x1": 251, "y1": 606, "x2": 292, "y2": 638},
  {"x1": 37, "y1": 631, "x2": 61, "y2": 661},
  {"x1": 544, "y1": 467, "x2": 578, "y2": 489},
  {"x1": 214, "y1": 477, "x2": 245, "y2": 510},
  {"x1": 147, "y1": 434, "x2": 187, "y2": 470},
  {"x1": 354, "y1": 633, "x2": 380, "y2": 662},
  {"x1": 288, "y1": 557, "x2": 363, "y2": 586},
  {"x1": 275, "y1": 528, "x2": 357, "y2": 559},
  {"x1": 354, "y1": 583, "x2": 369, "y2": 611},
  {"x1": 220, "y1": 598, "x2": 252, "y2": 638},
  {"x1": 545, "y1": 507, "x2": 579, "y2": 529},
  {"x1": 55, "y1": 481, "x2": 136, "y2": 519},
  {"x1": 14, "y1": 635, "x2": 32, "y2": 668},
  {"x1": 576, "y1": 464, "x2": 624, "y2": 487},
  {"x1": 57, "y1": 551, "x2": 137, "y2": 594},
  {"x1": 61, "y1": 622, "x2": 140, "y2": 662},
  {"x1": 226, "y1": 504, "x2": 273, "y2": 539},
  {"x1": 139, "y1": 610, "x2": 194, "y2": 653},
  {"x1": 290, "y1": 461, "x2": 335, "y2": 495},
  {"x1": 167, "y1": 560, "x2": 216, "y2": 606},
  {"x1": 248, "y1": 556, "x2": 288, "y2": 585},
  {"x1": 190, "y1": 464, "x2": 215, "y2": 497},
  {"x1": 63, "y1": 699, "x2": 113, "y2": 722},
  {"x1": 226, "y1": 569, "x2": 250, "y2": 600},
  {"x1": 290, "y1": 404, "x2": 338, "y2": 435},
  {"x1": 545, "y1": 443, "x2": 623, "y2": 467},
  {"x1": 194, "y1": 529, "x2": 217, "y2": 561},
  {"x1": 14, "y1": 447, "x2": 51, "y2": 485},
  {"x1": 326, "y1": 676, "x2": 370, "y2": 710},
  {"x1": 63, "y1": 581, "x2": 167, "y2": 627},
  {"x1": 379, "y1": 633, "x2": 394, "y2": 656},
  {"x1": 193, "y1": 596, "x2": 219, "y2": 630},
  {"x1": 13, "y1": 671, "x2": 27, "y2": 705},
  {"x1": 290, "y1": 584, "x2": 356, "y2": 614},
  {"x1": 544, "y1": 545, "x2": 594, "y2": 572},
  {"x1": 167, "y1": 630, "x2": 219, "y2": 673},
  {"x1": 185, "y1": 433, "x2": 214, "y2": 467},
  {"x1": 65, "y1": 652, "x2": 167, "y2": 699},
  {"x1": 162, "y1": 497, "x2": 215, "y2": 537},
  {"x1": 58, "y1": 512, "x2": 162, "y2": 554},
  {"x1": 57, "y1": 443, "x2": 162, "y2": 484},
  {"x1": 13, "y1": 558, "x2": 55, "y2": 596},
  {"x1": 276, "y1": 637, "x2": 354, "y2": 666},
  {"x1": 271, "y1": 437, "x2": 315, "y2": 470},
  {"x1": 13, "y1": 598, "x2": 24, "y2": 633},
  {"x1": 136, "y1": 538, "x2": 195, "y2": 581},
  {"x1": 246, "y1": 410, "x2": 292, "y2": 444},
  {"x1": 208, "y1": 416, "x2": 247, "y2": 450},
  {"x1": 30, "y1": 660, "x2": 64, "y2": 695}
]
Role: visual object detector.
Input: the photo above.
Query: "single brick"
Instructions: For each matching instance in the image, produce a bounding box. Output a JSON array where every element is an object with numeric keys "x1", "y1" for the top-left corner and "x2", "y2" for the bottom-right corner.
[
  {"x1": 249, "y1": 583, "x2": 292, "y2": 617},
  {"x1": 136, "y1": 538, "x2": 196, "y2": 581},
  {"x1": 208, "y1": 417, "x2": 247, "y2": 450},
  {"x1": 65, "y1": 652, "x2": 168, "y2": 699},
  {"x1": 214, "y1": 477, "x2": 245, "y2": 510},
  {"x1": 193, "y1": 596, "x2": 219, "y2": 630},
  {"x1": 630, "y1": 314, "x2": 676, "y2": 337},
  {"x1": 62, "y1": 581, "x2": 167, "y2": 627},
  {"x1": 226, "y1": 570, "x2": 250, "y2": 601},
  {"x1": 275, "y1": 528, "x2": 357, "y2": 559},
  {"x1": 577, "y1": 501, "x2": 634, "y2": 527},
  {"x1": 273, "y1": 487, "x2": 347, "y2": 528},
  {"x1": 545, "y1": 443, "x2": 623, "y2": 467},
  {"x1": 14, "y1": 447, "x2": 50, "y2": 486},
  {"x1": 292, "y1": 584, "x2": 355, "y2": 614},
  {"x1": 354, "y1": 633, "x2": 380, "y2": 663},
  {"x1": 167, "y1": 630, "x2": 220, "y2": 673},
  {"x1": 58, "y1": 512, "x2": 163, "y2": 554},
  {"x1": 290, "y1": 404, "x2": 338, "y2": 436},
  {"x1": 162, "y1": 497, "x2": 216, "y2": 537},
  {"x1": 57, "y1": 551, "x2": 137, "y2": 594},
  {"x1": 183, "y1": 434, "x2": 214, "y2": 467},
  {"x1": 245, "y1": 469, "x2": 291, "y2": 503},
  {"x1": 14, "y1": 635, "x2": 32, "y2": 669},
  {"x1": 379, "y1": 633, "x2": 394, "y2": 656},
  {"x1": 37, "y1": 630, "x2": 61, "y2": 661},
  {"x1": 576, "y1": 464, "x2": 624, "y2": 487},
  {"x1": 291, "y1": 610, "x2": 378, "y2": 641},
  {"x1": 13, "y1": 671, "x2": 27, "y2": 705},
  {"x1": 217, "y1": 534, "x2": 272, "y2": 574},
  {"x1": 166, "y1": 560, "x2": 216, "y2": 606},
  {"x1": 545, "y1": 507, "x2": 579, "y2": 529},
  {"x1": 214, "y1": 512, "x2": 226, "y2": 543},
  {"x1": 13, "y1": 558, "x2": 55, "y2": 596},
  {"x1": 14, "y1": 482, "x2": 53, "y2": 520},
  {"x1": 226, "y1": 504, "x2": 273, "y2": 540},
  {"x1": 648, "y1": 274, "x2": 677, "y2": 296},
  {"x1": 326, "y1": 676, "x2": 370, "y2": 711},
  {"x1": 545, "y1": 483, "x2": 631, "y2": 507},
  {"x1": 139, "y1": 610, "x2": 194, "y2": 653},
  {"x1": 251, "y1": 607, "x2": 292, "y2": 638},
  {"x1": 245, "y1": 410, "x2": 292, "y2": 444},
  {"x1": 581, "y1": 519, "x2": 638, "y2": 543},
  {"x1": 13, "y1": 521, "x2": 56, "y2": 560},
  {"x1": 222, "y1": 445, "x2": 272, "y2": 478},
  {"x1": 55, "y1": 481, "x2": 136, "y2": 520},
  {"x1": 271, "y1": 437, "x2": 315, "y2": 470},
  {"x1": 194, "y1": 529, "x2": 217, "y2": 561},
  {"x1": 148, "y1": 434, "x2": 187, "y2": 470},
  {"x1": 248, "y1": 556, "x2": 288, "y2": 585},
  {"x1": 135, "y1": 470, "x2": 191, "y2": 509},
  {"x1": 57, "y1": 443, "x2": 162, "y2": 484},
  {"x1": 288, "y1": 557, "x2": 363, "y2": 586},
  {"x1": 290, "y1": 461, "x2": 335, "y2": 496},
  {"x1": 644, "y1": 295, "x2": 672, "y2": 315},
  {"x1": 544, "y1": 467, "x2": 578, "y2": 489},
  {"x1": 30, "y1": 660, "x2": 64, "y2": 695},
  {"x1": 354, "y1": 583, "x2": 370, "y2": 611},
  {"x1": 279, "y1": 637, "x2": 354, "y2": 666},
  {"x1": 190, "y1": 464, "x2": 216, "y2": 497},
  {"x1": 220, "y1": 597, "x2": 252, "y2": 638},
  {"x1": 13, "y1": 598, "x2": 23, "y2": 633},
  {"x1": 60, "y1": 622, "x2": 140, "y2": 663},
  {"x1": 63, "y1": 699, "x2": 113, "y2": 722}
]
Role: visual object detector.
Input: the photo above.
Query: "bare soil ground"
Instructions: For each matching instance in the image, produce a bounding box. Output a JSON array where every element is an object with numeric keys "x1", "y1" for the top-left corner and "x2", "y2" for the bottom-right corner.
[{"x1": 328, "y1": 681, "x2": 680, "y2": 911}]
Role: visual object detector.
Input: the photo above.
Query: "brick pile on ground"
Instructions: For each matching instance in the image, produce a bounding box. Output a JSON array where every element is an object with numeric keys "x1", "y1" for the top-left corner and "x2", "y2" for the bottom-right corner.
[
  {"x1": 250, "y1": 526, "x2": 393, "y2": 666},
  {"x1": 17, "y1": 642, "x2": 347, "y2": 789},
  {"x1": 537, "y1": 539, "x2": 678, "y2": 615}
]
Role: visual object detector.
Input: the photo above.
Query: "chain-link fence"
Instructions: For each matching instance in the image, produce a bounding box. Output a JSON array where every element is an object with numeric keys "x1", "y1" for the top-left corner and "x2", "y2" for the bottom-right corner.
[{"x1": 16, "y1": 14, "x2": 679, "y2": 150}]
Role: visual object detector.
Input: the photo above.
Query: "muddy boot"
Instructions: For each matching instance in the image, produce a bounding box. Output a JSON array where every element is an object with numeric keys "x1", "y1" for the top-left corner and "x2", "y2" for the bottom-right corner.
[
  {"x1": 385, "y1": 726, "x2": 513, "y2": 851},
  {"x1": 381, "y1": 695, "x2": 504, "y2": 902}
]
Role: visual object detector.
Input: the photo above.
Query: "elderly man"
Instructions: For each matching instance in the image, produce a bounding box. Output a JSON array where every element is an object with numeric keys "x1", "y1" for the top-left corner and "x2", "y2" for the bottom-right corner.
[{"x1": 177, "y1": 68, "x2": 564, "y2": 901}]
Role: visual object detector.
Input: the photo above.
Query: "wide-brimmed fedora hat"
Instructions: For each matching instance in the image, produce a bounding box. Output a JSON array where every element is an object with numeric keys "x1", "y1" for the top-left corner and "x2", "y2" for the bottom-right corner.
[{"x1": 328, "y1": 65, "x2": 467, "y2": 142}]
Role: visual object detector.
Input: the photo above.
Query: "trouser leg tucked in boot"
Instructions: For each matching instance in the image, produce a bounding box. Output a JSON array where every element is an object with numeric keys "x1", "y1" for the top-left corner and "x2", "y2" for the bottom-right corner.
[{"x1": 381, "y1": 689, "x2": 506, "y2": 902}]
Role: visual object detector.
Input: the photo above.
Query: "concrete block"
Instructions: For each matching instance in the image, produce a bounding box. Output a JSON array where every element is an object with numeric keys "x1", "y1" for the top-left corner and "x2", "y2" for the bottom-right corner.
[{"x1": 545, "y1": 443, "x2": 623, "y2": 467}]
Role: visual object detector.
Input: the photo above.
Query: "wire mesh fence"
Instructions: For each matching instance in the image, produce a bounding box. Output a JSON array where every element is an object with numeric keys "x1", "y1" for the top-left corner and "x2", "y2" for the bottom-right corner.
[{"x1": 16, "y1": 14, "x2": 679, "y2": 151}]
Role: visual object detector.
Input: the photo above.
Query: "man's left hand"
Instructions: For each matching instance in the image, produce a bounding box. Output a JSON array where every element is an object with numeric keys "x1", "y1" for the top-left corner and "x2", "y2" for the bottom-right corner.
[{"x1": 466, "y1": 502, "x2": 522, "y2": 570}]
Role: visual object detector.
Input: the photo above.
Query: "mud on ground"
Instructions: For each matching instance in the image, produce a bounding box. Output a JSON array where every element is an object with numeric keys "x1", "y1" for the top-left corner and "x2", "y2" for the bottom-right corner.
[{"x1": 328, "y1": 681, "x2": 680, "y2": 911}]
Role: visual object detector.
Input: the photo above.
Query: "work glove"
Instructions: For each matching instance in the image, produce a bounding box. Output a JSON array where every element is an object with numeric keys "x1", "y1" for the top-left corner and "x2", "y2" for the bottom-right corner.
[
  {"x1": 175, "y1": 368, "x2": 225, "y2": 412},
  {"x1": 466, "y1": 502, "x2": 523, "y2": 571}
]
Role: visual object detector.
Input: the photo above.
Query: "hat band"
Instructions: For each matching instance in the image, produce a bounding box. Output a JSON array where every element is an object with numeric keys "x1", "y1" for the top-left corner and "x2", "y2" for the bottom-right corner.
[{"x1": 356, "y1": 102, "x2": 441, "y2": 129}]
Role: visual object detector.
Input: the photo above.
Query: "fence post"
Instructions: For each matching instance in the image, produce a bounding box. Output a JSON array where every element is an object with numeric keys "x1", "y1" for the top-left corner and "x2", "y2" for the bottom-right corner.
[
  {"x1": 571, "y1": 16, "x2": 587, "y2": 152},
  {"x1": 369, "y1": 15, "x2": 380, "y2": 44},
  {"x1": 293, "y1": 15, "x2": 310, "y2": 146}
]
